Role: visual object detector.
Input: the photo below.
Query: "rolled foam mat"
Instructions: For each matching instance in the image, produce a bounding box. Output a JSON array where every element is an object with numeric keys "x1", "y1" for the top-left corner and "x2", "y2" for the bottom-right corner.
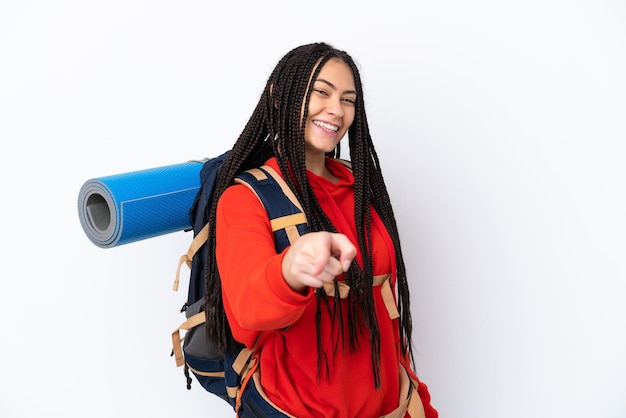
[{"x1": 77, "y1": 159, "x2": 207, "y2": 248}]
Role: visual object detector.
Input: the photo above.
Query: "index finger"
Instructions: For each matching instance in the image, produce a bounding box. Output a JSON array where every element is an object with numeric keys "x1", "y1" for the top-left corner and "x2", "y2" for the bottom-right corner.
[{"x1": 328, "y1": 233, "x2": 356, "y2": 272}]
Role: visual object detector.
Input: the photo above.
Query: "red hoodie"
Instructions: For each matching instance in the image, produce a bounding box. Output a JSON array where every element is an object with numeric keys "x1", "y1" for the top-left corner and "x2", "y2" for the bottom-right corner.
[{"x1": 216, "y1": 157, "x2": 437, "y2": 418}]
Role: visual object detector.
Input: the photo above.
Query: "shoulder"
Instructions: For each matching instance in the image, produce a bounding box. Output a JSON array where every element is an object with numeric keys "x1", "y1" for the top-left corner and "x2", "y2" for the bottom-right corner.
[
  {"x1": 324, "y1": 157, "x2": 354, "y2": 185},
  {"x1": 216, "y1": 183, "x2": 272, "y2": 238},
  {"x1": 325, "y1": 157, "x2": 352, "y2": 173},
  {"x1": 329, "y1": 157, "x2": 352, "y2": 170},
  {"x1": 218, "y1": 183, "x2": 264, "y2": 212}
]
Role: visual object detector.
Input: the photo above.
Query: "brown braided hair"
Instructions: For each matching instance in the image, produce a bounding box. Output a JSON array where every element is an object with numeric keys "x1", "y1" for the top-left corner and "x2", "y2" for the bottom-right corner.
[{"x1": 204, "y1": 42, "x2": 413, "y2": 388}]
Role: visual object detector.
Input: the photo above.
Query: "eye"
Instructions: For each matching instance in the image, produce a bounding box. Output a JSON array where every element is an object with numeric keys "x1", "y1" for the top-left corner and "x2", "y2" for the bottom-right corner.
[
  {"x1": 313, "y1": 88, "x2": 329, "y2": 96},
  {"x1": 342, "y1": 97, "x2": 356, "y2": 105}
]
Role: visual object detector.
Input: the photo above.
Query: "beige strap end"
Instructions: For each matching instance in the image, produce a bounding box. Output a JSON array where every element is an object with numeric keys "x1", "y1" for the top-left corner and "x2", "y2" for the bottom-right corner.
[
  {"x1": 172, "y1": 223, "x2": 210, "y2": 291},
  {"x1": 173, "y1": 254, "x2": 189, "y2": 292},
  {"x1": 380, "y1": 279, "x2": 400, "y2": 319},
  {"x1": 171, "y1": 312, "x2": 207, "y2": 367},
  {"x1": 171, "y1": 328, "x2": 185, "y2": 367}
]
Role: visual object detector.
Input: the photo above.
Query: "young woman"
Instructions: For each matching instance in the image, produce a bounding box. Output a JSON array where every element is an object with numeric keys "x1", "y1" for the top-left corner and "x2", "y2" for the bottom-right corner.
[{"x1": 205, "y1": 42, "x2": 438, "y2": 417}]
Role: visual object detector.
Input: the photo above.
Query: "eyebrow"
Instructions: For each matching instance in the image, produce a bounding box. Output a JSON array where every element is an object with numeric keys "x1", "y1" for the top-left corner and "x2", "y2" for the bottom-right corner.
[{"x1": 315, "y1": 78, "x2": 357, "y2": 95}]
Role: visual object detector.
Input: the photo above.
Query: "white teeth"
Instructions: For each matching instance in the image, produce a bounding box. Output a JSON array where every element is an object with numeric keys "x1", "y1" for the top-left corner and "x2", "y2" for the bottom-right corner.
[{"x1": 314, "y1": 120, "x2": 339, "y2": 132}]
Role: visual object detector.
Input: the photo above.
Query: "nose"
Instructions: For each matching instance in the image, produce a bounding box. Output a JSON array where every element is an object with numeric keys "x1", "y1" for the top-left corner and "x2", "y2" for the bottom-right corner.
[{"x1": 326, "y1": 96, "x2": 344, "y2": 117}]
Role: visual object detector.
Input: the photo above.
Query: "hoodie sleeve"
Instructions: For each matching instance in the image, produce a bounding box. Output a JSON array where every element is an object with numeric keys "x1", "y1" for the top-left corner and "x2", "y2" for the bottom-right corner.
[{"x1": 215, "y1": 183, "x2": 313, "y2": 347}]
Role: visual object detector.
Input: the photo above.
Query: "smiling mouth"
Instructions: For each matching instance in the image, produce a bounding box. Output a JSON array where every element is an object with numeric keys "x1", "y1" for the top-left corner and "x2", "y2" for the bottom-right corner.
[{"x1": 313, "y1": 120, "x2": 339, "y2": 132}]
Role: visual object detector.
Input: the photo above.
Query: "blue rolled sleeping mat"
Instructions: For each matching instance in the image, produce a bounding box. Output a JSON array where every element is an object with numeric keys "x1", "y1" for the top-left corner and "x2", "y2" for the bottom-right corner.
[{"x1": 77, "y1": 159, "x2": 208, "y2": 248}]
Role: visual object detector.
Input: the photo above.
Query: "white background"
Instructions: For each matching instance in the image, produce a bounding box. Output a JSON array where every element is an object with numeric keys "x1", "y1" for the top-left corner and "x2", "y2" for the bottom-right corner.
[{"x1": 1, "y1": 1, "x2": 625, "y2": 417}]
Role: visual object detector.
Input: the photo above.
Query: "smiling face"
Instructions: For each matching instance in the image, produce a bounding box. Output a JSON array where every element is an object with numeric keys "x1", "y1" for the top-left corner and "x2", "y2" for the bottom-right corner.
[{"x1": 303, "y1": 58, "x2": 357, "y2": 161}]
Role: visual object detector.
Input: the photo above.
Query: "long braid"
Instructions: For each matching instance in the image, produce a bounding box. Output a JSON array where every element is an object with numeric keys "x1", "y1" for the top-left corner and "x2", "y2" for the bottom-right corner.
[
  {"x1": 368, "y1": 144, "x2": 415, "y2": 365},
  {"x1": 204, "y1": 42, "x2": 415, "y2": 385},
  {"x1": 343, "y1": 54, "x2": 415, "y2": 376},
  {"x1": 342, "y1": 62, "x2": 383, "y2": 385},
  {"x1": 204, "y1": 97, "x2": 273, "y2": 352},
  {"x1": 271, "y1": 50, "x2": 352, "y2": 379}
]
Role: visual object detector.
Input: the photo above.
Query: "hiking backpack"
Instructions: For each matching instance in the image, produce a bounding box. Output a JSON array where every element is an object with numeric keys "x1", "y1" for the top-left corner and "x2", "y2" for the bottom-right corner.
[{"x1": 170, "y1": 150, "x2": 308, "y2": 409}]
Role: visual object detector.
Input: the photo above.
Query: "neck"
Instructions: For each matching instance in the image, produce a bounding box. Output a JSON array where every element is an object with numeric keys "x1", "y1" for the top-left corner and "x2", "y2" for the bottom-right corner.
[
  {"x1": 305, "y1": 152, "x2": 326, "y2": 177},
  {"x1": 306, "y1": 152, "x2": 339, "y2": 184}
]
